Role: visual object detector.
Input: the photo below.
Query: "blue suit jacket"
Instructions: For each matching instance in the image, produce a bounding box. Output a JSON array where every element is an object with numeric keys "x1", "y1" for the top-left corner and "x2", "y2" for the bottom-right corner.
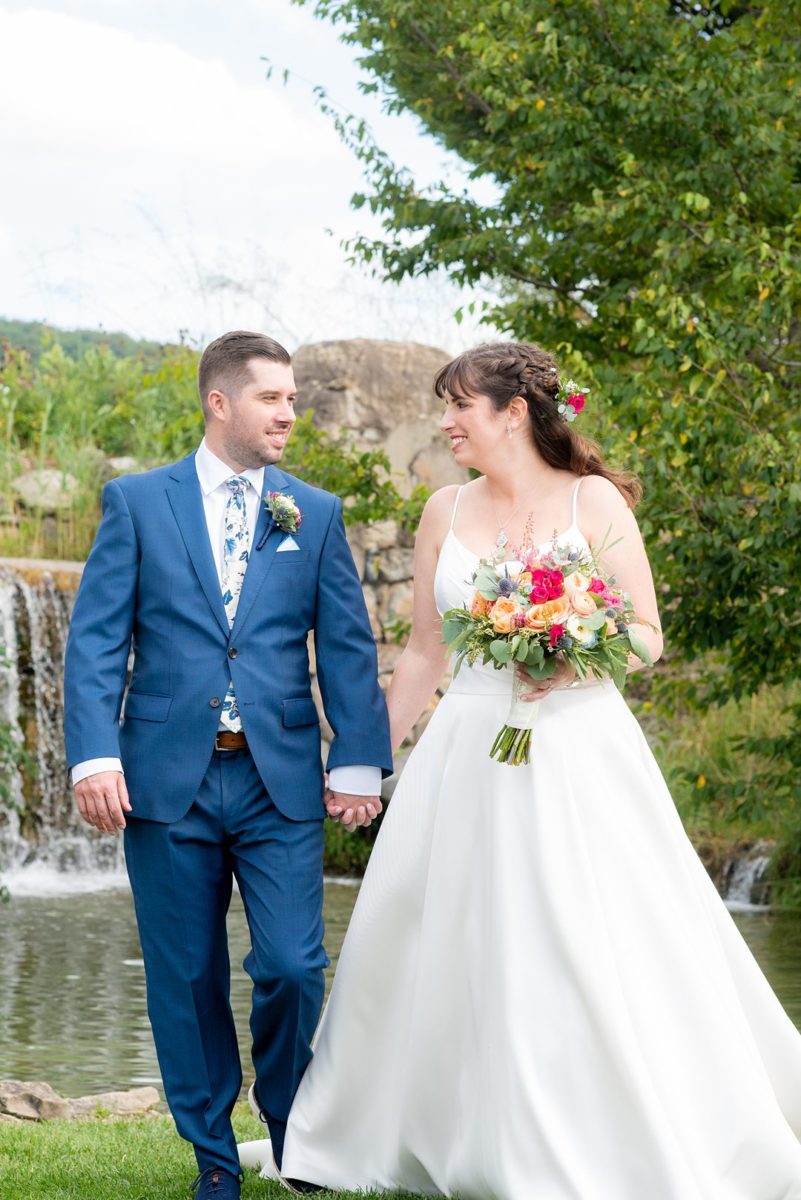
[{"x1": 63, "y1": 452, "x2": 393, "y2": 822}]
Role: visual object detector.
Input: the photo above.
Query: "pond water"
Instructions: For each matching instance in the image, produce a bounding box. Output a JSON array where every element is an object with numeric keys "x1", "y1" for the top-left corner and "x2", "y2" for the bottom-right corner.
[{"x1": 1, "y1": 880, "x2": 800, "y2": 1098}]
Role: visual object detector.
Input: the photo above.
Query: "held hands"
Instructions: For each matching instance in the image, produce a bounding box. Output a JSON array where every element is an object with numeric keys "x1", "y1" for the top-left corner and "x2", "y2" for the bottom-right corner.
[
  {"x1": 515, "y1": 659, "x2": 578, "y2": 702},
  {"x1": 325, "y1": 789, "x2": 383, "y2": 834},
  {"x1": 74, "y1": 771, "x2": 132, "y2": 834}
]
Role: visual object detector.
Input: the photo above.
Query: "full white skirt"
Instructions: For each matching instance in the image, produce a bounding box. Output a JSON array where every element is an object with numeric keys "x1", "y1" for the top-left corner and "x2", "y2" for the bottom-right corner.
[{"x1": 272, "y1": 679, "x2": 801, "y2": 1198}]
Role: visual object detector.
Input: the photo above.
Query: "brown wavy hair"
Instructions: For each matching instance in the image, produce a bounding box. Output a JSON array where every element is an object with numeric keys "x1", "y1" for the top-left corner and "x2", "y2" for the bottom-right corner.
[{"x1": 434, "y1": 342, "x2": 641, "y2": 507}]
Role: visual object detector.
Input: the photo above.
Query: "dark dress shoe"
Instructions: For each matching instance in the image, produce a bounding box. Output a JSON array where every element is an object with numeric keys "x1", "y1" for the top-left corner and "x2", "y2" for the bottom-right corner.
[
  {"x1": 191, "y1": 1166, "x2": 242, "y2": 1198},
  {"x1": 283, "y1": 1180, "x2": 323, "y2": 1195}
]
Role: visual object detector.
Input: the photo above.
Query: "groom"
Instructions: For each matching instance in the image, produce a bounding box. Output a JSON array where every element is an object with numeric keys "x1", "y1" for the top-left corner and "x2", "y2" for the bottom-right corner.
[{"x1": 63, "y1": 331, "x2": 393, "y2": 1198}]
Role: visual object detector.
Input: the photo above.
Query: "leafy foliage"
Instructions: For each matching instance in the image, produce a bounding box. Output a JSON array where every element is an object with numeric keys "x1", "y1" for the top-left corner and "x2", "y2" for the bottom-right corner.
[
  {"x1": 299, "y1": 0, "x2": 800, "y2": 698},
  {"x1": 0, "y1": 342, "x2": 427, "y2": 559},
  {"x1": 282, "y1": 412, "x2": 429, "y2": 530}
]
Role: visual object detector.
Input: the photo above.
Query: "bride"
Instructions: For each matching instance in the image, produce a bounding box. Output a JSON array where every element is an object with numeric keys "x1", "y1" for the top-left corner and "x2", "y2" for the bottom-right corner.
[{"x1": 241, "y1": 342, "x2": 801, "y2": 1198}]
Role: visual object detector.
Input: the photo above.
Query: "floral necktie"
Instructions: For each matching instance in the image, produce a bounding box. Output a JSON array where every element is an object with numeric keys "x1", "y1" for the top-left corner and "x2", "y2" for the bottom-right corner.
[{"x1": 219, "y1": 475, "x2": 249, "y2": 732}]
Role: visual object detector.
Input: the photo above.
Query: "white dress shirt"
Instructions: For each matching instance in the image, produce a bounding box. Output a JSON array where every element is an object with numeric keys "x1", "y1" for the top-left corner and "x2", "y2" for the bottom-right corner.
[{"x1": 72, "y1": 440, "x2": 381, "y2": 797}]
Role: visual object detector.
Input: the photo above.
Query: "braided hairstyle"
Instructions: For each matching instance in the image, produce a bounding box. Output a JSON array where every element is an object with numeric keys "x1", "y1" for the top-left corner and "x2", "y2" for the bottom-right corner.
[{"x1": 434, "y1": 342, "x2": 641, "y2": 508}]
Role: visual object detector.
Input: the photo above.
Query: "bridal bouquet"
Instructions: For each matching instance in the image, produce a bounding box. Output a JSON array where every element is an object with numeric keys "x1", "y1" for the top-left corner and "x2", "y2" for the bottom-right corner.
[{"x1": 441, "y1": 539, "x2": 652, "y2": 765}]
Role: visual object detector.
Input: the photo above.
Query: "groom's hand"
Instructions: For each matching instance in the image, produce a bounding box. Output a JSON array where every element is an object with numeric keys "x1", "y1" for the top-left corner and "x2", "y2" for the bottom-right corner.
[
  {"x1": 325, "y1": 790, "x2": 382, "y2": 833},
  {"x1": 74, "y1": 771, "x2": 132, "y2": 834}
]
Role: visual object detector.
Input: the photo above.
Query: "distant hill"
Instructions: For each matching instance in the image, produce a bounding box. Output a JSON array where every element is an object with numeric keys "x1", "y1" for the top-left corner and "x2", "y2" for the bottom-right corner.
[{"x1": 0, "y1": 317, "x2": 175, "y2": 363}]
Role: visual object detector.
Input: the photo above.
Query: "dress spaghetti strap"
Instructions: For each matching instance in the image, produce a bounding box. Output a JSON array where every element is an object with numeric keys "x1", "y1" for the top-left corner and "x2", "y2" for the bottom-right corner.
[
  {"x1": 449, "y1": 485, "x2": 465, "y2": 532},
  {"x1": 571, "y1": 477, "x2": 584, "y2": 527}
]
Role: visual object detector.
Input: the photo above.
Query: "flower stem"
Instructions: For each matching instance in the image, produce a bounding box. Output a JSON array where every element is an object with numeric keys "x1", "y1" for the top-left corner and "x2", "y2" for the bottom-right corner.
[{"x1": 490, "y1": 724, "x2": 532, "y2": 766}]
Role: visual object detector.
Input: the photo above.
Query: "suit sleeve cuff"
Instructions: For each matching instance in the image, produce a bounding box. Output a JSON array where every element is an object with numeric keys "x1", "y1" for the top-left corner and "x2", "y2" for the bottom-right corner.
[
  {"x1": 328, "y1": 765, "x2": 382, "y2": 797},
  {"x1": 71, "y1": 758, "x2": 124, "y2": 787}
]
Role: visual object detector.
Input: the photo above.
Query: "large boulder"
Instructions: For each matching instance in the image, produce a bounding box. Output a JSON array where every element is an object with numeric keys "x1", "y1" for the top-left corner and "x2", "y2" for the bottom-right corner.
[
  {"x1": 13, "y1": 469, "x2": 80, "y2": 513},
  {"x1": 292, "y1": 339, "x2": 467, "y2": 495},
  {"x1": 0, "y1": 1080, "x2": 72, "y2": 1121},
  {"x1": 69, "y1": 1086, "x2": 161, "y2": 1119}
]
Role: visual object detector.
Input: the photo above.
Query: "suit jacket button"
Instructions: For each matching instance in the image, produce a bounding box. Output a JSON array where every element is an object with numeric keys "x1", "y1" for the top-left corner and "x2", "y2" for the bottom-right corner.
[
  {"x1": 209, "y1": 696, "x2": 221, "y2": 708},
  {"x1": 227, "y1": 647, "x2": 238, "y2": 659}
]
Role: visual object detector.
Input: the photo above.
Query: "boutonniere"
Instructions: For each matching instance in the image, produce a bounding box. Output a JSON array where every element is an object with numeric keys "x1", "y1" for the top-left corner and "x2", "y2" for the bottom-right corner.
[{"x1": 265, "y1": 492, "x2": 302, "y2": 534}]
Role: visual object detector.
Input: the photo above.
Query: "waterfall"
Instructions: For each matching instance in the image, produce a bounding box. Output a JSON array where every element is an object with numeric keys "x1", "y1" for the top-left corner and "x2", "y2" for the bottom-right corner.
[
  {"x1": 721, "y1": 841, "x2": 772, "y2": 912},
  {"x1": 0, "y1": 560, "x2": 125, "y2": 890}
]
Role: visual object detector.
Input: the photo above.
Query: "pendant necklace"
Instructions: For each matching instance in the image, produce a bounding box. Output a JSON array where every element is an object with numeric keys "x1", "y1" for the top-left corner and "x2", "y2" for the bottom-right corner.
[{"x1": 486, "y1": 483, "x2": 534, "y2": 559}]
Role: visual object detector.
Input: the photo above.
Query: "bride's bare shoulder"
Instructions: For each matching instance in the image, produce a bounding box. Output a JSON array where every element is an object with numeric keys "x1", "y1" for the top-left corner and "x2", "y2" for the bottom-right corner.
[
  {"x1": 416, "y1": 481, "x2": 476, "y2": 546},
  {"x1": 577, "y1": 474, "x2": 630, "y2": 513}
]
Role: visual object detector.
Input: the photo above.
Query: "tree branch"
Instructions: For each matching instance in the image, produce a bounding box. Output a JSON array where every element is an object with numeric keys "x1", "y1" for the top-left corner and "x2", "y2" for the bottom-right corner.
[{"x1": 407, "y1": 20, "x2": 493, "y2": 117}]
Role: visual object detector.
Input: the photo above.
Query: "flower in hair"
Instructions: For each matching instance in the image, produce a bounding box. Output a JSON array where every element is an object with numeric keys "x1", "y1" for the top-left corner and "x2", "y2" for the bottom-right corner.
[{"x1": 556, "y1": 378, "x2": 588, "y2": 423}]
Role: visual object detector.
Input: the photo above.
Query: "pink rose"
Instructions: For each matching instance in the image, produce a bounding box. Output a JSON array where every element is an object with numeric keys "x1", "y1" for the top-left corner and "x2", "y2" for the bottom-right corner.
[
  {"x1": 547, "y1": 570, "x2": 565, "y2": 599},
  {"x1": 530, "y1": 583, "x2": 550, "y2": 603},
  {"x1": 549, "y1": 623, "x2": 566, "y2": 647},
  {"x1": 588, "y1": 578, "x2": 606, "y2": 594},
  {"x1": 568, "y1": 392, "x2": 585, "y2": 413}
]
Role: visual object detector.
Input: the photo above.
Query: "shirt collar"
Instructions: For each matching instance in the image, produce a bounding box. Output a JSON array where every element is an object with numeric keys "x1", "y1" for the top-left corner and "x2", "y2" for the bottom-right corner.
[{"x1": 195, "y1": 439, "x2": 264, "y2": 498}]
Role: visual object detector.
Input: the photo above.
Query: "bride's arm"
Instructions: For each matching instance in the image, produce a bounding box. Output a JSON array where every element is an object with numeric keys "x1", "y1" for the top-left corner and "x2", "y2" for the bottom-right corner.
[
  {"x1": 386, "y1": 489, "x2": 454, "y2": 752},
  {"x1": 578, "y1": 475, "x2": 664, "y2": 671}
]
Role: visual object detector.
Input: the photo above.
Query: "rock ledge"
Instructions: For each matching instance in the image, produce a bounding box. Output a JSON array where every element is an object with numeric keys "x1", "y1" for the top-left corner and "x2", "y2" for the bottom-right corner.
[{"x1": 0, "y1": 1080, "x2": 161, "y2": 1122}]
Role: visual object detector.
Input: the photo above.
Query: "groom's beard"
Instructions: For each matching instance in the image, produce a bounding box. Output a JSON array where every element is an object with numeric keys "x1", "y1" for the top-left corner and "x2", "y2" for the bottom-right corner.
[{"x1": 224, "y1": 422, "x2": 294, "y2": 469}]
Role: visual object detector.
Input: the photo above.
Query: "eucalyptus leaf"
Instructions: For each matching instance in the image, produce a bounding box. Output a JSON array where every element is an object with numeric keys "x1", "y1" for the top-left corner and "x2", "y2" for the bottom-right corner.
[
  {"x1": 627, "y1": 630, "x2": 653, "y2": 667},
  {"x1": 581, "y1": 609, "x2": 609, "y2": 632},
  {"x1": 490, "y1": 639, "x2": 513, "y2": 664}
]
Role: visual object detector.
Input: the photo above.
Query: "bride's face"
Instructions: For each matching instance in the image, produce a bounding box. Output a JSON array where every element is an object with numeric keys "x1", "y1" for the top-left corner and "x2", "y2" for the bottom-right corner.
[{"x1": 439, "y1": 390, "x2": 507, "y2": 469}]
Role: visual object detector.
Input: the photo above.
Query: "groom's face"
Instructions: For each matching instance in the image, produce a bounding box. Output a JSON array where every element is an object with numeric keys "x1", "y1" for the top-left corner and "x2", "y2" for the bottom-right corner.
[{"x1": 221, "y1": 357, "x2": 297, "y2": 469}]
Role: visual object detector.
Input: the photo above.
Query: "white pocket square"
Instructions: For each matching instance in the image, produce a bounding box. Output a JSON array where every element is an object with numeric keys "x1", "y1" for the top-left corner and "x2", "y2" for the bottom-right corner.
[{"x1": 276, "y1": 536, "x2": 300, "y2": 552}]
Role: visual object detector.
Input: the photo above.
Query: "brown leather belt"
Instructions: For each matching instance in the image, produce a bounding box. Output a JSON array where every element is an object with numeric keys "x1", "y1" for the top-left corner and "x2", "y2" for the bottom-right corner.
[{"x1": 214, "y1": 730, "x2": 248, "y2": 751}]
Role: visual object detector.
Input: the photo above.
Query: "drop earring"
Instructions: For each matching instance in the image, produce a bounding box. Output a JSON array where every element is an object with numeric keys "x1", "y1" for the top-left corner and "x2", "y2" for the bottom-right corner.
[{"x1": 506, "y1": 424, "x2": 513, "y2": 438}]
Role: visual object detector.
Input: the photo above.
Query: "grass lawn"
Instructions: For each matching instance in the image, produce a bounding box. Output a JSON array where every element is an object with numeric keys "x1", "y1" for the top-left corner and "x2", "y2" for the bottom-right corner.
[{"x1": 0, "y1": 1104, "x2": 415, "y2": 1200}]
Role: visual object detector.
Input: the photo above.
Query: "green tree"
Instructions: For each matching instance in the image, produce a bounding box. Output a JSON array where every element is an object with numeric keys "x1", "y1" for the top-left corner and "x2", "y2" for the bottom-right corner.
[{"x1": 299, "y1": 0, "x2": 800, "y2": 686}]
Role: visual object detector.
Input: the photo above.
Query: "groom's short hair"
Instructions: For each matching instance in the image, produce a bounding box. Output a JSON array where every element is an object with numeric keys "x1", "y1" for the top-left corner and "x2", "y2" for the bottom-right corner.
[{"x1": 198, "y1": 331, "x2": 291, "y2": 419}]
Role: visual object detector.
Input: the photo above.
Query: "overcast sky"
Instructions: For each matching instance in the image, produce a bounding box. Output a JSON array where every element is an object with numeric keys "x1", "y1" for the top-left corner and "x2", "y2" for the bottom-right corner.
[{"x1": 0, "y1": 0, "x2": 494, "y2": 352}]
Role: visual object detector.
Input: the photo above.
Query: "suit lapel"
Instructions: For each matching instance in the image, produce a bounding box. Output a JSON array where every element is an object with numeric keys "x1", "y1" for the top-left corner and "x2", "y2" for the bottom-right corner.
[
  {"x1": 165, "y1": 454, "x2": 229, "y2": 638},
  {"x1": 230, "y1": 466, "x2": 292, "y2": 637}
]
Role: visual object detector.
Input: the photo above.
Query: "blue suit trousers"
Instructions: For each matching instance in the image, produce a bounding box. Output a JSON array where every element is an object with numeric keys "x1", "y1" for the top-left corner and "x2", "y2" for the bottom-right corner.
[{"x1": 124, "y1": 748, "x2": 327, "y2": 1176}]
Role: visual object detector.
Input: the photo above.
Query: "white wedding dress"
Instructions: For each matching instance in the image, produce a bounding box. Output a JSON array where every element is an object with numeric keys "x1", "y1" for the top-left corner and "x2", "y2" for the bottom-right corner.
[{"x1": 244, "y1": 487, "x2": 801, "y2": 1199}]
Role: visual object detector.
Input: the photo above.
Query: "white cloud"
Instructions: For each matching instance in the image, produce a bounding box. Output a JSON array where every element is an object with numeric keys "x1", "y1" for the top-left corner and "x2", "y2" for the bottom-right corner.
[
  {"x1": 0, "y1": 8, "x2": 338, "y2": 167},
  {"x1": 0, "y1": 3, "x2": 491, "y2": 351}
]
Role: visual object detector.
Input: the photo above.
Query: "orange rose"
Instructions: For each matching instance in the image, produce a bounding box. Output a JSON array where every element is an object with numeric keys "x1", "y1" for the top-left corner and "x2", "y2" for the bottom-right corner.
[
  {"x1": 568, "y1": 590, "x2": 597, "y2": 617},
  {"x1": 470, "y1": 591, "x2": 493, "y2": 618},
  {"x1": 490, "y1": 597, "x2": 522, "y2": 633},
  {"x1": 524, "y1": 594, "x2": 571, "y2": 631}
]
